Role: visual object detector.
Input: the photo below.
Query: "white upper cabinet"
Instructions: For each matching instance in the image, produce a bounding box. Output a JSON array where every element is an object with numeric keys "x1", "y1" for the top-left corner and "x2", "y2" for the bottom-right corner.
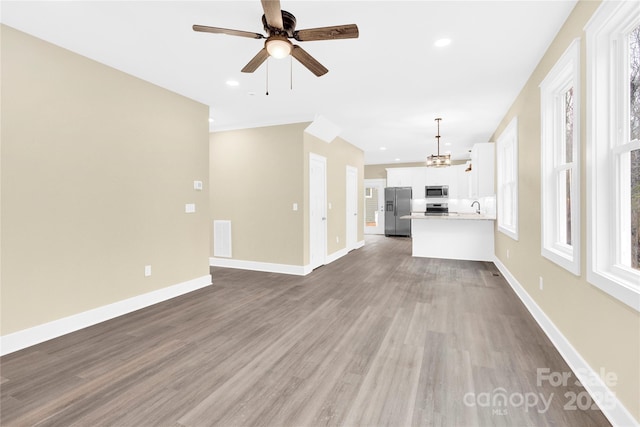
[
  {"x1": 386, "y1": 167, "x2": 412, "y2": 187},
  {"x1": 387, "y1": 164, "x2": 470, "y2": 198},
  {"x1": 411, "y1": 167, "x2": 428, "y2": 198},
  {"x1": 468, "y1": 143, "x2": 495, "y2": 198}
]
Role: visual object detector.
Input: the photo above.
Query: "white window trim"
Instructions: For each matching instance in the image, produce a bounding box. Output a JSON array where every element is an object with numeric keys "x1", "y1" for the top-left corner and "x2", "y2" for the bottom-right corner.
[
  {"x1": 585, "y1": 0, "x2": 640, "y2": 312},
  {"x1": 497, "y1": 117, "x2": 519, "y2": 241},
  {"x1": 540, "y1": 39, "x2": 581, "y2": 275}
]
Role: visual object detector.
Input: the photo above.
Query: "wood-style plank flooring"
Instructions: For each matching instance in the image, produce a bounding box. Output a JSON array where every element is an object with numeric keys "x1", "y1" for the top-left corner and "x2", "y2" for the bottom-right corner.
[{"x1": 1, "y1": 236, "x2": 611, "y2": 426}]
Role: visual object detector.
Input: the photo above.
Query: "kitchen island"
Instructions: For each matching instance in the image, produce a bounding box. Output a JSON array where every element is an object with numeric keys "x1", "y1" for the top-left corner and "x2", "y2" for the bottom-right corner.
[{"x1": 401, "y1": 213, "x2": 495, "y2": 261}]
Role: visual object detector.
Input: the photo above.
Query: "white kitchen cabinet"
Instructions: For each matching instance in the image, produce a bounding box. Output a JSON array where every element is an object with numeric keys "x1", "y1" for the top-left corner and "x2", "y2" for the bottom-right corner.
[
  {"x1": 425, "y1": 166, "x2": 449, "y2": 186},
  {"x1": 387, "y1": 164, "x2": 470, "y2": 199},
  {"x1": 411, "y1": 167, "x2": 427, "y2": 198},
  {"x1": 468, "y1": 143, "x2": 495, "y2": 198},
  {"x1": 456, "y1": 164, "x2": 470, "y2": 199},
  {"x1": 425, "y1": 165, "x2": 462, "y2": 197},
  {"x1": 386, "y1": 167, "x2": 412, "y2": 187}
]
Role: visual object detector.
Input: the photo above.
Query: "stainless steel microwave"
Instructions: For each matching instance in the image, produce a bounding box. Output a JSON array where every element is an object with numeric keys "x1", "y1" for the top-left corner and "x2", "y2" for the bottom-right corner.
[{"x1": 425, "y1": 185, "x2": 449, "y2": 198}]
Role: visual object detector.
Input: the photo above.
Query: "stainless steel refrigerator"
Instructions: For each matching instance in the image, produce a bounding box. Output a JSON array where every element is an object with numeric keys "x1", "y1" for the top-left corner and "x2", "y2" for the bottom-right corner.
[{"x1": 384, "y1": 187, "x2": 412, "y2": 237}]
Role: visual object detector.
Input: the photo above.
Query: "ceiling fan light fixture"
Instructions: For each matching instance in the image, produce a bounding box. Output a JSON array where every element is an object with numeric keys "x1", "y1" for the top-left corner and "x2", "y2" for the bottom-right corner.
[{"x1": 266, "y1": 36, "x2": 292, "y2": 59}]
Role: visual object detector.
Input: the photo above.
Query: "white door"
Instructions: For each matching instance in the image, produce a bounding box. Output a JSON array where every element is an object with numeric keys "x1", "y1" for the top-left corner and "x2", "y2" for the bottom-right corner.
[
  {"x1": 309, "y1": 153, "x2": 327, "y2": 270},
  {"x1": 346, "y1": 166, "x2": 358, "y2": 251},
  {"x1": 364, "y1": 179, "x2": 386, "y2": 234}
]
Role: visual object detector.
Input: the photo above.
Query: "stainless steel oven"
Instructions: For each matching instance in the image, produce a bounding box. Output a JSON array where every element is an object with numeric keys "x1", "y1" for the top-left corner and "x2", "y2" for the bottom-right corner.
[{"x1": 425, "y1": 202, "x2": 449, "y2": 215}]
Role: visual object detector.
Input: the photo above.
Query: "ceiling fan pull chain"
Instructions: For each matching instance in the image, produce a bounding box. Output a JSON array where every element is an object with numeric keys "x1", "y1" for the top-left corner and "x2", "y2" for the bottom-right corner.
[{"x1": 265, "y1": 58, "x2": 269, "y2": 96}]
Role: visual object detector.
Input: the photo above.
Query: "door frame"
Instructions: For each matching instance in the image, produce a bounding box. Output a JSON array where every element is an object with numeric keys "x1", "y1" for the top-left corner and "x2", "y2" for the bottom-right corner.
[
  {"x1": 346, "y1": 165, "x2": 358, "y2": 251},
  {"x1": 309, "y1": 153, "x2": 327, "y2": 270},
  {"x1": 364, "y1": 178, "x2": 386, "y2": 235}
]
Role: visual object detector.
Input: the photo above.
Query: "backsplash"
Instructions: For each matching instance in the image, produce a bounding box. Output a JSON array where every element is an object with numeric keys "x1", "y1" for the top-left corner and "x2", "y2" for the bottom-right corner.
[{"x1": 412, "y1": 195, "x2": 496, "y2": 218}]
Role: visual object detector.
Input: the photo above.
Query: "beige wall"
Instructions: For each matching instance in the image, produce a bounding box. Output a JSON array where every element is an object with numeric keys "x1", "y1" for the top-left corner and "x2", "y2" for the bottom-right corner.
[
  {"x1": 489, "y1": 1, "x2": 640, "y2": 422},
  {"x1": 303, "y1": 134, "x2": 365, "y2": 262},
  {"x1": 210, "y1": 123, "x2": 307, "y2": 266},
  {"x1": 0, "y1": 25, "x2": 211, "y2": 335},
  {"x1": 210, "y1": 124, "x2": 364, "y2": 267}
]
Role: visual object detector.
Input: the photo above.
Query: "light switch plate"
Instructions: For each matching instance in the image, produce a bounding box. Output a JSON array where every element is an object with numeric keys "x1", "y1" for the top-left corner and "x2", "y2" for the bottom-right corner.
[
  {"x1": 194, "y1": 181, "x2": 203, "y2": 191},
  {"x1": 144, "y1": 265, "x2": 152, "y2": 277},
  {"x1": 185, "y1": 203, "x2": 196, "y2": 213},
  {"x1": 293, "y1": 203, "x2": 298, "y2": 211}
]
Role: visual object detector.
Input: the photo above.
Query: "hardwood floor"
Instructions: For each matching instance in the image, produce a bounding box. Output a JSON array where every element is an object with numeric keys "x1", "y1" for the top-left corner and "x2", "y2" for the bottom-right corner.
[{"x1": 1, "y1": 236, "x2": 611, "y2": 426}]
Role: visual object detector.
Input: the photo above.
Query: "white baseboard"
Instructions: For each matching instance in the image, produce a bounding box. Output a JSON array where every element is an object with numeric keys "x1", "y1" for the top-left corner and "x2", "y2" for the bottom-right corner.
[
  {"x1": 210, "y1": 257, "x2": 311, "y2": 276},
  {"x1": 0, "y1": 274, "x2": 212, "y2": 356},
  {"x1": 210, "y1": 241, "x2": 364, "y2": 276},
  {"x1": 328, "y1": 240, "x2": 365, "y2": 263},
  {"x1": 493, "y1": 257, "x2": 639, "y2": 427},
  {"x1": 354, "y1": 240, "x2": 365, "y2": 250}
]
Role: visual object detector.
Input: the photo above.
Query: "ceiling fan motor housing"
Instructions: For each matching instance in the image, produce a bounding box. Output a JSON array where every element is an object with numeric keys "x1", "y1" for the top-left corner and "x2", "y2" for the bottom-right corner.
[{"x1": 262, "y1": 10, "x2": 296, "y2": 37}]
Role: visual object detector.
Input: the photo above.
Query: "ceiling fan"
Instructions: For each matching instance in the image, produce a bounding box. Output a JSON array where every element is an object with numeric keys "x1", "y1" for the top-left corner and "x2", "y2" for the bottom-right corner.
[{"x1": 193, "y1": 0, "x2": 359, "y2": 77}]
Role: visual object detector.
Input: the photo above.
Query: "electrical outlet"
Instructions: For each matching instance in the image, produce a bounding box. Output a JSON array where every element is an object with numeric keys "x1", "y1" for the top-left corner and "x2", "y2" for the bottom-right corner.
[
  {"x1": 144, "y1": 265, "x2": 152, "y2": 277},
  {"x1": 539, "y1": 276, "x2": 544, "y2": 290}
]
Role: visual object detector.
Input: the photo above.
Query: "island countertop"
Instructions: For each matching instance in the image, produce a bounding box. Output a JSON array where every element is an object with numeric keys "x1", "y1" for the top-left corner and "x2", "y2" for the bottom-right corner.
[{"x1": 400, "y1": 212, "x2": 496, "y2": 221}]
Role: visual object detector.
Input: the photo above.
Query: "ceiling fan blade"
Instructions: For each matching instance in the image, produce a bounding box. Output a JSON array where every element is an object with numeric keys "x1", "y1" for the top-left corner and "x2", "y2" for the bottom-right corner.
[
  {"x1": 193, "y1": 25, "x2": 264, "y2": 39},
  {"x1": 294, "y1": 24, "x2": 359, "y2": 42},
  {"x1": 291, "y1": 45, "x2": 328, "y2": 77},
  {"x1": 241, "y1": 48, "x2": 269, "y2": 73},
  {"x1": 261, "y1": 0, "x2": 284, "y2": 30}
]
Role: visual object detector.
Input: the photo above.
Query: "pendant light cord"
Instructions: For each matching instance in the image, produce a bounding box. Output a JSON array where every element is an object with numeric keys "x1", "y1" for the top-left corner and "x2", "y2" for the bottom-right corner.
[{"x1": 435, "y1": 117, "x2": 442, "y2": 155}]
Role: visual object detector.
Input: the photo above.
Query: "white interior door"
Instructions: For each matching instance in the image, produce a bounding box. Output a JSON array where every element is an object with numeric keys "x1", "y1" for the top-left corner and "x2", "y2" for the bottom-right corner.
[
  {"x1": 346, "y1": 166, "x2": 358, "y2": 251},
  {"x1": 309, "y1": 153, "x2": 327, "y2": 270},
  {"x1": 364, "y1": 179, "x2": 386, "y2": 234}
]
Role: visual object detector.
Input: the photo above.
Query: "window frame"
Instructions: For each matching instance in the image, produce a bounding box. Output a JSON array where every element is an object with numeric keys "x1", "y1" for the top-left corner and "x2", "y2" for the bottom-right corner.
[
  {"x1": 540, "y1": 38, "x2": 581, "y2": 275},
  {"x1": 585, "y1": 0, "x2": 640, "y2": 312},
  {"x1": 497, "y1": 117, "x2": 519, "y2": 241}
]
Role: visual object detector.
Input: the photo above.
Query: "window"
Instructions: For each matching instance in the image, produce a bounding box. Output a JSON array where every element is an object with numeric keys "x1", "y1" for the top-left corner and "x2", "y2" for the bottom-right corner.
[
  {"x1": 540, "y1": 39, "x2": 581, "y2": 275},
  {"x1": 586, "y1": 1, "x2": 640, "y2": 311},
  {"x1": 497, "y1": 117, "x2": 519, "y2": 240}
]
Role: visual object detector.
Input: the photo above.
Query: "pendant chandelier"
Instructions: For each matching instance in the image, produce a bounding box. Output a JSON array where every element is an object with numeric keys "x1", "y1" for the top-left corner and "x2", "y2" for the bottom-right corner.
[{"x1": 426, "y1": 117, "x2": 451, "y2": 167}]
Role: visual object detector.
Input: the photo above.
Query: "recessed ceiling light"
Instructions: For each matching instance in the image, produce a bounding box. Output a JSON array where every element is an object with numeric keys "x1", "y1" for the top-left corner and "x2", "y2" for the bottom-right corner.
[
  {"x1": 434, "y1": 38, "x2": 451, "y2": 47},
  {"x1": 226, "y1": 80, "x2": 239, "y2": 87},
  {"x1": 208, "y1": 117, "x2": 214, "y2": 123},
  {"x1": 395, "y1": 158, "x2": 401, "y2": 162},
  {"x1": 445, "y1": 142, "x2": 452, "y2": 147},
  {"x1": 380, "y1": 147, "x2": 387, "y2": 151}
]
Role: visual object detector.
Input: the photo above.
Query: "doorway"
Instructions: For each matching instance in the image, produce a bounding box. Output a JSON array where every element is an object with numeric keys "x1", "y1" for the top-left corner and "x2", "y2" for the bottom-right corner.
[
  {"x1": 309, "y1": 153, "x2": 327, "y2": 270},
  {"x1": 346, "y1": 166, "x2": 358, "y2": 251},
  {"x1": 364, "y1": 179, "x2": 386, "y2": 235}
]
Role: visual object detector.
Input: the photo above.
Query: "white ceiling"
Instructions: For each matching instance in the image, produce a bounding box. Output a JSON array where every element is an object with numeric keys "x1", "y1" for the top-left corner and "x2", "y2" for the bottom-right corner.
[{"x1": 1, "y1": 0, "x2": 577, "y2": 164}]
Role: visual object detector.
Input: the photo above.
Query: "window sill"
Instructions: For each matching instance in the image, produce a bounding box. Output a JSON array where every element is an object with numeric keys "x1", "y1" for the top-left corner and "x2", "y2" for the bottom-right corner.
[{"x1": 542, "y1": 246, "x2": 580, "y2": 276}]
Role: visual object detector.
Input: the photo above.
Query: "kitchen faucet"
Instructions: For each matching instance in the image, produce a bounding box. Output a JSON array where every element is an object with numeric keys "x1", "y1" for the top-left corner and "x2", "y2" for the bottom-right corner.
[{"x1": 471, "y1": 200, "x2": 481, "y2": 214}]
